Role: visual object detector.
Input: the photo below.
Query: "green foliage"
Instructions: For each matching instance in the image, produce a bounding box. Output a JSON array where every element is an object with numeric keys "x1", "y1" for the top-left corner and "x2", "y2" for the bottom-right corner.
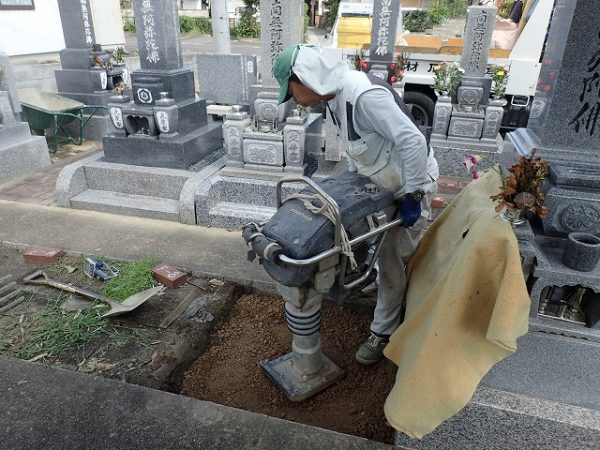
[
  {"x1": 101, "y1": 256, "x2": 160, "y2": 302},
  {"x1": 498, "y1": 0, "x2": 515, "y2": 19},
  {"x1": 123, "y1": 18, "x2": 136, "y2": 33},
  {"x1": 404, "y1": 10, "x2": 432, "y2": 33},
  {"x1": 194, "y1": 17, "x2": 212, "y2": 35},
  {"x1": 433, "y1": 61, "x2": 464, "y2": 96},
  {"x1": 112, "y1": 46, "x2": 126, "y2": 64},
  {"x1": 0, "y1": 293, "x2": 113, "y2": 359},
  {"x1": 430, "y1": 4, "x2": 450, "y2": 25},
  {"x1": 231, "y1": 11, "x2": 260, "y2": 39},
  {"x1": 327, "y1": 0, "x2": 340, "y2": 29},
  {"x1": 179, "y1": 15, "x2": 195, "y2": 33},
  {"x1": 446, "y1": 0, "x2": 469, "y2": 18}
]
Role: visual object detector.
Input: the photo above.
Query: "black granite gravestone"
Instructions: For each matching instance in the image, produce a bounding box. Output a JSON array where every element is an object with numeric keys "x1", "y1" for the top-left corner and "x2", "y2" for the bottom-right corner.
[
  {"x1": 54, "y1": 0, "x2": 130, "y2": 138},
  {"x1": 102, "y1": 0, "x2": 221, "y2": 169},
  {"x1": 509, "y1": 0, "x2": 600, "y2": 237},
  {"x1": 369, "y1": 0, "x2": 401, "y2": 63}
]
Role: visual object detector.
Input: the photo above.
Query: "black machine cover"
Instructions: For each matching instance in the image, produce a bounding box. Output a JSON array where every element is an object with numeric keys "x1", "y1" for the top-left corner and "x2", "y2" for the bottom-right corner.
[{"x1": 262, "y1": 172, "x2": 394, "y2": 287}]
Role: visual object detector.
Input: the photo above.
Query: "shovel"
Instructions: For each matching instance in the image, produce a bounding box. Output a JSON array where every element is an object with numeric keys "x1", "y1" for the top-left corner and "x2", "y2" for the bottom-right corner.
[{"x1": 23, "y1": 270, "x2": 165, "y2": 318}]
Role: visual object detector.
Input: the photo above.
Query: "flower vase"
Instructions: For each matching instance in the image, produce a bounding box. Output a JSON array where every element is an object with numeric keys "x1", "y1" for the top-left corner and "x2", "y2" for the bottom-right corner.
[{"x1": 500, "y1": 205, "x2": 526, "y2": 226}]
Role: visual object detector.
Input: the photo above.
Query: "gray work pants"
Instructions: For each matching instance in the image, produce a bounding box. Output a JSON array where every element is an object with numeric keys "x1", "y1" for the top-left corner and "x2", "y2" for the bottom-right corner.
[{"x1": 370, "y1": 190, "x2": 436, "y2": 336}]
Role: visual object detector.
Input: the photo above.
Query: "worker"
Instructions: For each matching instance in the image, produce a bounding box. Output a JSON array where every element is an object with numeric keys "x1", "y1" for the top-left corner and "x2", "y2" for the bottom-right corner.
[{"x1": 273, "y1": 45, "x2": 439, "y2": 365}]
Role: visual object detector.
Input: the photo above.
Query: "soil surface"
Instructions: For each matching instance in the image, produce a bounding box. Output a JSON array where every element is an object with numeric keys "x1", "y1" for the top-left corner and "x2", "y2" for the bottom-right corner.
[
  {"x1": 0, "y1": 247, "x2": 234, "y2": 391},
  {"x1": 181, "y1": 293, "x2": 398, "y2": 444}
]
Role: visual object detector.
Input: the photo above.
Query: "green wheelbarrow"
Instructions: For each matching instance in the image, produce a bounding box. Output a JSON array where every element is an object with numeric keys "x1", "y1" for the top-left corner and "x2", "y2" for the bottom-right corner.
[{"x1": 18, "y1": 87, "x2": 107, "y2": 153}]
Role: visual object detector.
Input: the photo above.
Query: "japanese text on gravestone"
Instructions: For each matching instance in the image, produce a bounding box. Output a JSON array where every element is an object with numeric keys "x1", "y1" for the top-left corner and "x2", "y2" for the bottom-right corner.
[
  {"x1": 569, "y1": 31, "x2": 600, "y2": 137},
  {"x1": 375, "y1": 0, "x2": 392, "y2": 56},
  {"x1": 80, "y1": 0, "x2": 93, "y2": 44},
  {"x1": 141, "y1": 0, "x2": 160, "y2": 64},
  {"x1": 269, "y1": 0, "x2": 283, "y2": 66}
]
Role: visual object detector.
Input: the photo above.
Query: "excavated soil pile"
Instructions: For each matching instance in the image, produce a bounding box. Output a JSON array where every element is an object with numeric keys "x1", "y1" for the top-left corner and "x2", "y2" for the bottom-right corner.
[{"x1": 182, "y1": 293, "x2": 398, "y2": 444}]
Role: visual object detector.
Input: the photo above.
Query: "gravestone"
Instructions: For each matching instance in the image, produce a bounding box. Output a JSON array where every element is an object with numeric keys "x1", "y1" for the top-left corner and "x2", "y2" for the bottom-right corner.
[
  {"x1": 258, "y1": 0, "x2": 304, "y2": 86},
  {"x1": 196, "y1": 54, "x2": 258, "y2": 106},
  {"x1": 195, "y1": 0, "x2": 325, "y2": 228},
  {"x1": 430, "y1": 5, "x2": 503, "y2": 176},
  {"x1": 365, "y1": 0, "x2": 401, "y2": 80},
  {"x1": 0, "y1": 59, "x2": 50, "y2": 183},
  {"x1": 508, "y1": 0, "x2": 600, "y2": 237},
  {"x1": 102, "y1": 0, "x2": 221, "y2": 169},
  {"x1": 55, "y1": 0, "x2": 130, "y2": 139}
]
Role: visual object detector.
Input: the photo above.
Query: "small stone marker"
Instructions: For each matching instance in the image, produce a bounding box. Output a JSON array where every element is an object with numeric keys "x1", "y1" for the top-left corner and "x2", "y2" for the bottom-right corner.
[
  {"x1": 23, "y1": 247, "x2": 64, "y2": 264},
  {"x1": 153, "y1": 264, "x2": 187, "y2": 288}
]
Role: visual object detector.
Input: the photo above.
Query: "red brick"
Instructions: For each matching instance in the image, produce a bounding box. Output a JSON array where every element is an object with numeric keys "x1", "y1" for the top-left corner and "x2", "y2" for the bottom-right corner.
[
  {"x1": 23, "y1": 247, "x2": 64, "y2": 264},
  {"x1": 431, "y1": 197, "x2": 448, "y2": 209},
  {"x1": 153, "y1": 264, "x2": 187, "y2": 289}
]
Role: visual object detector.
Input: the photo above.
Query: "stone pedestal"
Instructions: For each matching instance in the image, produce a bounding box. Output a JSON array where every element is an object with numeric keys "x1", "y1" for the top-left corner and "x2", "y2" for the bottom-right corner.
[
  {"x1": 283, "y1": 110, "x2": 307, "y2": 174},
  {"x1": 223, "y1": 106, "x2": 251, "y2": 167},
  {"x1": 430, "y1": 95, "x2": 452, "y2": 140}
]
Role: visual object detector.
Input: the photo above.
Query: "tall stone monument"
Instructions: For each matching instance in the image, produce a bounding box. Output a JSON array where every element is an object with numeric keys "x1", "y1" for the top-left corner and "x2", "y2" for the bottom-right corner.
[
  {"x1": 55, "y1": 0, "x2": 130, "y2": 139},
  {"x1": 366, "y1": 0, "x2": 401, "y2": 81},
  {"x1": 430, "y1": 4, "x2": 504, "y2": 176},
  {"x1": 258, "y1": 0, "x2": 304, "y2": 87},
  {"x1": 0, "y1": 56, "x2": 50, "y2": 183},
  {"x1": 102, "y1": 0, "x2": 221, "y2": 169},
  {"x1": 509, "y1": 0, "x2": 600, "y2": 237}
]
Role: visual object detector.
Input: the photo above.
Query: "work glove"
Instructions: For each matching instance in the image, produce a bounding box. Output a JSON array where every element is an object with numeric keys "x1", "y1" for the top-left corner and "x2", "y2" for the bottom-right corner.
[{"x1": 398, "y1": 194, "x2": 422, "y2": 228}]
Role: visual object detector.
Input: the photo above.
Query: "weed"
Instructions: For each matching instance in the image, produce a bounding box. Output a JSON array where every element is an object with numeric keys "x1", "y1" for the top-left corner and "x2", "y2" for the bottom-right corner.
[
  {"x1": 101, "y1": 256, "x2": 160, "y2": 301},
  {"x1": 0, "y1": 293, "x2": 115, "y2": 360}
]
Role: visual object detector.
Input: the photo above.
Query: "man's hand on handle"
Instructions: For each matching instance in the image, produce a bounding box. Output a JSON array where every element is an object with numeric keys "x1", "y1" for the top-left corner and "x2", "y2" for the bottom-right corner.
[{"x1": 398, "y1": 190, "x2": 424, "y2": 228}]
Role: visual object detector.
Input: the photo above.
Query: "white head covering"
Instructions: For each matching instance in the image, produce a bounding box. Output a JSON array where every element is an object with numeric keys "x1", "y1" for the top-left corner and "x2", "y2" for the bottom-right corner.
[{"x1": 292, "y1": 46, "x2": 350, "y2": 97}]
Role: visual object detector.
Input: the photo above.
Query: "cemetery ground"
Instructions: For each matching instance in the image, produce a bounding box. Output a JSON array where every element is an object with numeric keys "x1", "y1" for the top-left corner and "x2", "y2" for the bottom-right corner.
[{"x1": 0, "y1": 242, "x2": 397, "y2": 443}]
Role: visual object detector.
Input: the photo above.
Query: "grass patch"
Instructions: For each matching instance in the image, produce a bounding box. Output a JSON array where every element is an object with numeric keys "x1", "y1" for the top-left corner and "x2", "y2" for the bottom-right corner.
[
  {"x1": 101, "y1": 256, "x2": 160, "y2": 301},
  {"x1": 0, "y1": 293, "x2": 115, "y2": 360}
]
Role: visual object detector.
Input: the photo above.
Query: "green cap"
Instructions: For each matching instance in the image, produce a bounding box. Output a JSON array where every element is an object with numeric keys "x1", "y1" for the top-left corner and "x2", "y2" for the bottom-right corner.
[{"x1": 273, "y1": 45, "x2": 301, "y2": 104}]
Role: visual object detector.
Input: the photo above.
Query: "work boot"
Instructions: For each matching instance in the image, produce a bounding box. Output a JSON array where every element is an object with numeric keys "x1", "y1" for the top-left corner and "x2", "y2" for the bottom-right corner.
[{"x1": 355, "y1": 332, "x2": 389, "y2": 365}]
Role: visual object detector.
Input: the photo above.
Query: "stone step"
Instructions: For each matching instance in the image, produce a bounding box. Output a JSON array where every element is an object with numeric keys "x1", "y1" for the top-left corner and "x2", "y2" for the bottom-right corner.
[
  {"x1": 84, "y1": 160, "x2": 193, "y2": 200},
  {"x1": 208, "y1": 201, "x2": 276, "y2": 230},
  {"x1": 211, "y1": 176, "x2": 280, "y2": 208},
  {"x1": 70, "y1": 190, "x2": 182, "y2": 222},
  {"x1": 395, "y1": 386, "x2": 600, "y2": 450}
]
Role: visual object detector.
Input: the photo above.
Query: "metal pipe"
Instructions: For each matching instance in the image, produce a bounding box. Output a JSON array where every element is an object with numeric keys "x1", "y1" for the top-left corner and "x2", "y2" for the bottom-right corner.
[{"x1": 278, "y1": 218, "x2": 403, "y2": 267}]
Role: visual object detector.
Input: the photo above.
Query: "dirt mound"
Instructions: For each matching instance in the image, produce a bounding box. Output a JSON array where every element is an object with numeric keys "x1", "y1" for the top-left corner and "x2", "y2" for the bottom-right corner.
[{"x1": 181, "y1": 293, "x2": 397, "y2": 444}]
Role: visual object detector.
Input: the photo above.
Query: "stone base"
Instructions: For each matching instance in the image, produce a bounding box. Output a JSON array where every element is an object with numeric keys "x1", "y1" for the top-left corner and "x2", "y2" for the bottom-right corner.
[
  {"x1": 430, "y1": 134, "x2": 504, "y2": 177},
  {"x1": 0, "y1": 134, "x2": 50, "y2": 183},
  {"x1": 395, "y1": 384, "x2": 600, "y2": 449},
  {"x1": 102, "y1": 123, "x2": 222, "y2": 169},
  {"x1": 56, "y1": 151, "x2": 226, "y2": 224},
  {"x1": 195, "y1": 171, "x2": 311, "y2": 229}
]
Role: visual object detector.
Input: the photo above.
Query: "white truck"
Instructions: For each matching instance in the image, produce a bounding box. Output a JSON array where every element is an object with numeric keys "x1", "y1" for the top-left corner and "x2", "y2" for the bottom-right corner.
[{"x1": 321, "y1": 0, "x2": 554, "y2": 131}]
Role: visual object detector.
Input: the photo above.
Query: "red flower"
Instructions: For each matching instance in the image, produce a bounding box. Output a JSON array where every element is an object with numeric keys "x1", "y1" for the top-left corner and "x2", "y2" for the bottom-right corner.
[
  {"x1": 390, "y1": 63, "x2": 396, "y2": 71},
  {"x1": 360, "y1": 61, "x2": 367, "y2": 70},
  {"x1": 390, "y1": 76, "x2": 397, "y2": 83},
  {"x1": 398, "y1": 70, "x2": 405, "y2": 78}
]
